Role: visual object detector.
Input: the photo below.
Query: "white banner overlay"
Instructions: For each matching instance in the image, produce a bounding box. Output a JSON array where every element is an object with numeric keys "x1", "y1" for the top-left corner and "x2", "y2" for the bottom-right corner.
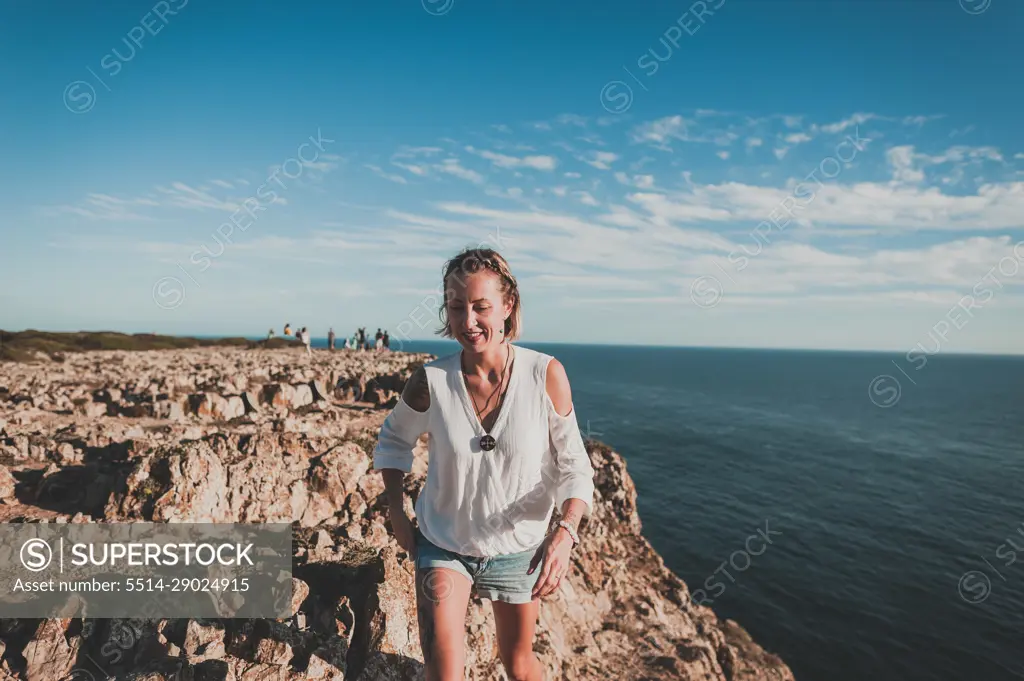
[{"x1": 0, "y1": 523, "x2": 292, "y2": 618}]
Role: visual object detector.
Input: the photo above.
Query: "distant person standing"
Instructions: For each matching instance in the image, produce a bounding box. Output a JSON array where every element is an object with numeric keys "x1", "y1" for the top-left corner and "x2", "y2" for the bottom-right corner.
[
  {"x1": 284, "y1": 323, "x2": 292, "y2": 337},
  {"x1": 383, "y1": 330, "x2": 390, "y2": 351},
  {"x1": 342, "y1": 336, "x2": 350, "y2": 350},
  {"x1": 375, "y1": 335, "x2": 384, "y2": 352},
  {"x1": 375, "y1": 328, "x2": 383, "y2": 345},
  {"x1": 267, "y1": 328, "x2": 275, "y2": 341},
  {"x1": 301, "y1": 327, "x2": 312, "y2": 356},
  {"x1": 328, "y1": 327, "x2": 336, "y2": 351}
]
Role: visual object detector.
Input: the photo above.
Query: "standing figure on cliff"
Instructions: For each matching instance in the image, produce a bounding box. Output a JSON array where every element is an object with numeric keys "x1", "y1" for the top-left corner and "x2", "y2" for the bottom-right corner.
[
  {"x1": 328, "y1": 327, "x2": 336, "y2": 351},
  {"x1": 373, "y1": 248, "x2": 595, "y2": 681},
  {"x1": 283, "y1": 323, "x2": 292, "y2": 337}
]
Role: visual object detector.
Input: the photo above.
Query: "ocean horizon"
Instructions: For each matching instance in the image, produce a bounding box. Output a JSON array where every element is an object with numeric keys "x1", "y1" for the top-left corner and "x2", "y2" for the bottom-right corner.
[{"x1": 185, "y1": 333, "x2": 1024, "y2": 359}]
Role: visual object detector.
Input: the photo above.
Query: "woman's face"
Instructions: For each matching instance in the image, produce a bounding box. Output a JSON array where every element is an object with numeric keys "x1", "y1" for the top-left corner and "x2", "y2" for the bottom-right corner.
[{"x1": 446, "y1": 270, "x2": 511, "y2": 352}]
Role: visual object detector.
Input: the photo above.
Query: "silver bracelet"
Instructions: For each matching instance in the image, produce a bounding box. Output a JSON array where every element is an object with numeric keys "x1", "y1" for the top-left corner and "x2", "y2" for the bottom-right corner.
[{"x1": 556, "y1": 520, "x2": 579, "y2": 547}]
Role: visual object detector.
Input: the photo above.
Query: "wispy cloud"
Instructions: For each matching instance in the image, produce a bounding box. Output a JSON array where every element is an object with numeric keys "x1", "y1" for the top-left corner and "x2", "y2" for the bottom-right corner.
[{"x1": 466, "y1": 146, "x2": 558, "y2": 170}]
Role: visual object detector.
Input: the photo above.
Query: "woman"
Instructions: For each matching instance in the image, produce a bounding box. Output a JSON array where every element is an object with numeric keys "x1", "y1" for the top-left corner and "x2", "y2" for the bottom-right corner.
[{"x1": 372, "y1": 248, "x2": 595, "y2": 681}]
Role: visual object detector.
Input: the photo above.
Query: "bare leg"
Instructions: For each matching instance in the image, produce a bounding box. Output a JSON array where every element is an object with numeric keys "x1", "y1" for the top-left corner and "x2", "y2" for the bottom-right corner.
[
  {"x1": 491, "y1": 598, "x2": 543, "y2": 681},
  {"x1": 416, "y1": 566, "x2": 473, "y2": 681}
]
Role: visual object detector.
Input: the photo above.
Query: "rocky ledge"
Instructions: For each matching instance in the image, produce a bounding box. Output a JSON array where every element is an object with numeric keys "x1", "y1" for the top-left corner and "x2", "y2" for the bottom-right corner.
[{"x1": 0, "y1": 346, "x2": 793, "y2": 680}]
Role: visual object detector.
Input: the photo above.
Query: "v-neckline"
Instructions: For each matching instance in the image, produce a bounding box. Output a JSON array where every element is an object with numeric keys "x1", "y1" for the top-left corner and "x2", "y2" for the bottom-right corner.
[{"x1": 457, "y1": 344, "x2": 519, "y2": 440}]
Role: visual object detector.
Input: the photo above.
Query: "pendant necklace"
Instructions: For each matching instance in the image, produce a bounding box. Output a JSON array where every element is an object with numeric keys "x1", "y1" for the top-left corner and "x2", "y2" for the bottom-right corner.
[{"x1": 464, "y1": 344, "x2": 513, "y2": 451}]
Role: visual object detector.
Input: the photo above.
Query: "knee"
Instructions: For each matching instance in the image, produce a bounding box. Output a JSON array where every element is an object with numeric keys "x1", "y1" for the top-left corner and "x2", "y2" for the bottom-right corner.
[{"x1": 503, "y1": 652, "x2": 536, "y2": 681}]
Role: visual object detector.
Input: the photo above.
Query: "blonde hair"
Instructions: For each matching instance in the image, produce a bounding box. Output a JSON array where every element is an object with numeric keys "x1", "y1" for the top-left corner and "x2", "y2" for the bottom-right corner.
[{"x1": 437, "y1": 248, "x2": 522, "y2": 341}]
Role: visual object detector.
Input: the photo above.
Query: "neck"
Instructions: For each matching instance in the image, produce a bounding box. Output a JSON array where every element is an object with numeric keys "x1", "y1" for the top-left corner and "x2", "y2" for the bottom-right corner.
[{"x1": 462, "y1": 340, "x2": 510, "y2": 379}]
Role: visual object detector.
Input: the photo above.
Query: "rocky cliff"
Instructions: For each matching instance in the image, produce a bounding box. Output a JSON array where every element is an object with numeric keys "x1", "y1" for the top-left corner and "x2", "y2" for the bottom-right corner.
[{"x1": 0, "y1": 346, "x2": 793, "y2": 680}]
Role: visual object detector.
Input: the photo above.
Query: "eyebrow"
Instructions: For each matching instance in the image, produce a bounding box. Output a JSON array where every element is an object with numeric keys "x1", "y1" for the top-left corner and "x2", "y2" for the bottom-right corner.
[{"x1": 448, "y1": 297, "x2": 491, "y2": 304}]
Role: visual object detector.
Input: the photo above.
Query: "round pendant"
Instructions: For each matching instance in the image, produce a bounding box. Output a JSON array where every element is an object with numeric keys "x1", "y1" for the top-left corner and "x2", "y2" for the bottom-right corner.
[{"x1": 479, "y1": 434, "x2": 496, "y2": 451}]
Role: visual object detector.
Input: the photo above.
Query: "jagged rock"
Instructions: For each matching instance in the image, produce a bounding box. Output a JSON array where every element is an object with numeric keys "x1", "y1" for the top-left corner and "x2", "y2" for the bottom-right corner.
[
  {"x1": 306, "y1": 641, "x2": 347, "y2": 679},
  {"x1": 76, "y1": 400, "x2": 108, "y2": 418},
  {"x1": 291, "y1": 384, "x2": 313, "y2": 409},
  {"x1": 308, "y1": 443, "x2": 368, "y2": 508},
  {"x1": 290, "y1": 578, "x2": 310, "y2": 617},
  {"x1": 242, "y1": 391, "x2": 261, "y2": 413},
  {"x1": 184, "y1": 620, "x2": 225, "y2": 656},
  {"x1": 364, "y1": 372, "x2": 406, "y2": 407},
  {"x1": 310, "y1": 380, "x2": 329, "y2": 401},
  {"x1": 0, "y1": 466, "x2": 15, "y2": 499},
  {"x1": 94, "y1": 387, "x2": 122, "y2": 403},
  {"x1": 262, "y1": 383, "x2": 295, "y2": 409},
  {"x1": 334, "y1": 375, "x2": 365, "y2": 402},
  {"x1": 154, "y1": 397, "x2": 186, "y2": 420},
  {"x1": 215, "y1": 395, "x2": 245, "y2": 420},
  {"x1": 254, "y1": 638, "x2": 293, "y2": 666},
  {"x1": 21, "y1": 618, "x2": 79, "y2": 681},
  {"x1": 189, "y1": 393, "x2": 229, "y2": 420}
]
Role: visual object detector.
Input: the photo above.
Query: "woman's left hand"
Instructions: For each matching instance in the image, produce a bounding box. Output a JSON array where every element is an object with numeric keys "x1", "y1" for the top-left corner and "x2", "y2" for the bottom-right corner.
[{"x1": 528, "y1": 527, "x2": 574, "y2": 599}]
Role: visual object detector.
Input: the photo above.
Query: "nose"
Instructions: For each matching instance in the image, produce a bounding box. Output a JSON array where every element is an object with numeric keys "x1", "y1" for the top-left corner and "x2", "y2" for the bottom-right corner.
[{"x1": 461, "y1": 310, "x2": 481, "y2": 330}]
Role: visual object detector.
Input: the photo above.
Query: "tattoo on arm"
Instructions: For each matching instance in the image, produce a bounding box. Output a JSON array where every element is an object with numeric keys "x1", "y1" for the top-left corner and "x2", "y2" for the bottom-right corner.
[
  {"x1": 562, "y1": 510, "x2": 582, "y2": 532},
  {"x1": 404, "y1": 367, "x2": 430, "y2": 412}
]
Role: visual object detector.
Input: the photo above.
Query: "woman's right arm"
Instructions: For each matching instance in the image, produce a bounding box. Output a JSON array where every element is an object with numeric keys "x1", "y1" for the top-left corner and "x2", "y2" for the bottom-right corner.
[{"x1": 372, "y1": 366, "x2": 430, "y2": 552}]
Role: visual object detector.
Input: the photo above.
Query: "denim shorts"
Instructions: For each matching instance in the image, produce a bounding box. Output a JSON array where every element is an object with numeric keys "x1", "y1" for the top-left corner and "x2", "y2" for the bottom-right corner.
[{"x1": 414, "y1": 526, "x2": 542, "y2": 604}]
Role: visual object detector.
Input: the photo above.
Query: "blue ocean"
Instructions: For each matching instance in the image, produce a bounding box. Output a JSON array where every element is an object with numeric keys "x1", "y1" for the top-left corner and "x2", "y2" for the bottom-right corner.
[{"x1": 293, "y1": 337, "x2": 1024, "y2": 680}]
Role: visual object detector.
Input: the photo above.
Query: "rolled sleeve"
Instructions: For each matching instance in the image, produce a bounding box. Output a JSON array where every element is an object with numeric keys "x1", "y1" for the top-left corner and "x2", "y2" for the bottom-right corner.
[
  {"x1": 372, "y1": 397, "x2": 428, "y2": 474},
  {"x1": 546, "y1": 394, "x2": 596, "y2": 517}
]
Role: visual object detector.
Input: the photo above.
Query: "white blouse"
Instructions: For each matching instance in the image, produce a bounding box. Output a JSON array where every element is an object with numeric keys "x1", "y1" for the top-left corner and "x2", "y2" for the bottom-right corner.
[{"x1": 372, "y1": 344, "x2": 595, "y2": 557}]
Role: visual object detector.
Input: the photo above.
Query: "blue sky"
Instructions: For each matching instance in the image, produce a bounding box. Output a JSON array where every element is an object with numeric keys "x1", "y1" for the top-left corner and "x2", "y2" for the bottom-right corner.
[{"x1": 1, "y1": 0, "x2": 1023, "y2": 353}]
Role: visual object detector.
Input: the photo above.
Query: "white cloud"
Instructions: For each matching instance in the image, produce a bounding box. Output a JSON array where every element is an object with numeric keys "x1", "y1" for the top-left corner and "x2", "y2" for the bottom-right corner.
[
  {"x1": 717, "y1": 151, "x2": 730, "y2": 160},
  {"x1": 467, "y1": 147, "x2": 558, "y2": 170},
  {"x1": 630, "y1": 115, "x2": 695, "y2": 149},
  {"x1": 393, "y1": 146, "x2": 443, "y2": 158},
  {"x1": 528, "y1": 274, "x2": 654, "y2": 291},
  {"x1": 773, "y1": 147, "x2": 789, "y2": 160},
  {"x1": 885, "y1": 144, "x2": 1005, "y2": 186},
  {"x1": 583, "y1": 151, "x2": 619, "y2": 170},
  {"x1": 887, "y1": 146, "x2": 925, "y2": 184},
  {"x1": 627, "y1": 178, "x2": 1024, "y2": 231},
  {"x1": 210, "y1": 179, "x2": 234, "y2": 189},
  {"x1": 574, "y1": 191, "x2": 600, "y2": 206},
  {"x1": 818, "y1": 113, "x2": 876, "y2": 135},
  {"x1": 161, "y1": 183, "x2": 242, "y2": 212},
  {"x1": 784, "y1": 133, "x2": 812, "y2": 144},
  {"x1": 436, "y1": 158, "x2": 485, "y2": 184},
  {"x1": 902, "y1": 114, "x2": 944, "y2": 127},
  {"x1": 745, "y1": 137, "x2": 763, "y2": 150},
  {"x1": 392, "y1": 162, "x2": 429, "y2": 176},
  {"x1": 43, "y1": 193, "x2": 158, "y2": 221},
  {"x1": 555, "y1": 114, "x2": 589, "y2": 127},
  {"x1": 365, "y1": 164, "x2": 408, "y2": 184}
]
